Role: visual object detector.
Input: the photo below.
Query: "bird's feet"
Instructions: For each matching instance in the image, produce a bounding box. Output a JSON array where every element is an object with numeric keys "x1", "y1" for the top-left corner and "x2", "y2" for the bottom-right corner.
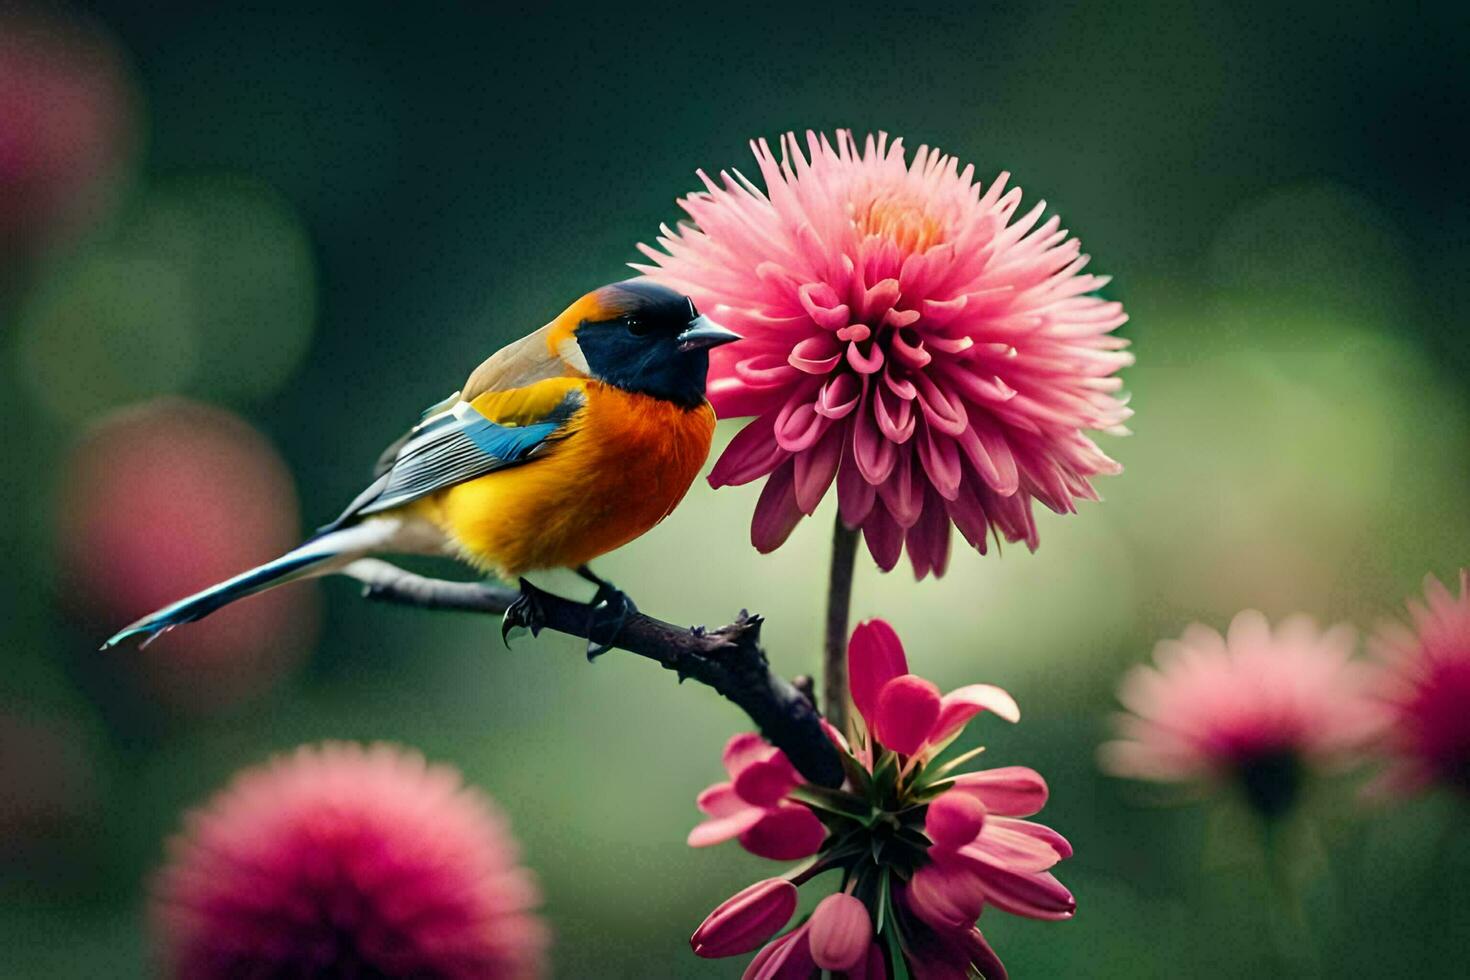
[
  {"x1": 578, "y1": 565, "x2": 636, "y2": 661},
  {"x1": 501, "y1": 578, "x2": 549, "y2": 648}
]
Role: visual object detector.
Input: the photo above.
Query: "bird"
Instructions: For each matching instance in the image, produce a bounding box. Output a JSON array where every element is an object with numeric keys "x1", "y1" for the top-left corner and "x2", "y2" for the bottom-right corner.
[{"x1": 102, "y1": 279, "x2": 740, "y2": 657}]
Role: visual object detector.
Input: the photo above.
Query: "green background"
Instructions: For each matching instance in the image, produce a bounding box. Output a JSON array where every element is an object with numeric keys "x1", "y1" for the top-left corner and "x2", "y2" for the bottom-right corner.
[{"x1": 3, "y1": 1, "x2": 1467, "y2": 976}]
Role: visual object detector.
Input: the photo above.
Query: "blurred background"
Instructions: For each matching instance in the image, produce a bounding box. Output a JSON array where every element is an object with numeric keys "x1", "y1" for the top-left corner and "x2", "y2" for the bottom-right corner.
[{"x1": 3, "y1": 1, "x2": 1467, "y2": 976}]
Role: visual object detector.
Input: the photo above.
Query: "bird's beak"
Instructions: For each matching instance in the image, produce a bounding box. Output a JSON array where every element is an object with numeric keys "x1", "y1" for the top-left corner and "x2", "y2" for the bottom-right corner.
[{"x1": 677, "y1": 315, "x2": 742, "y2": 351}]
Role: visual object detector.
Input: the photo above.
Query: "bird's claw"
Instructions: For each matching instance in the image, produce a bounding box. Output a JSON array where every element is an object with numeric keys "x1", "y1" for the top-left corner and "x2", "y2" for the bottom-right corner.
[
  {"x1": 586, "y1": 580, "x2": 636, "y2": 661},
  {"x1": 501, "y1": 579, "x2": 548, "y2": 648}
]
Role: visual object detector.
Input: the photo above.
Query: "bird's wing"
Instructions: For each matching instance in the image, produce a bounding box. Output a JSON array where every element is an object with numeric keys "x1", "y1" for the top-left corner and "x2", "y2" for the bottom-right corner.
[
  {"x1": 370, "y1": 390, "x2": 464, "y2": 477},
  {"x1": 322, "y1": 377, "x2": 588, "y2": 531},
  {"x1": 461, "y1": 318, "x2": 590, "y2": 402}
]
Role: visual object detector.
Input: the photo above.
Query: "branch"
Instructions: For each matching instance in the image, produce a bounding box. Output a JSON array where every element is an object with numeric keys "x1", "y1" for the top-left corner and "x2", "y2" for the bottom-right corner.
[{"x1": 339, "y1": 560, "x2": 845, "y2": 788}]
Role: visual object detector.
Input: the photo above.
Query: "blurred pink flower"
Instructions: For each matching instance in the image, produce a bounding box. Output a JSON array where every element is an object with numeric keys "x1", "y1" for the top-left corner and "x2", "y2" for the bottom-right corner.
[
  {"x1": 0, "y1": 8, "x2": 136, "y2": 262},
  {"x1": 152, "y1": 742, "x2": 547, "y2": 980},
  {"x1": 1100, "y1": 611, "x2": 1382, "y2": 817},
  {"x1": 1368, "y1": 570, "x2": 1470, "y2": 798},
  {"x1": 57, "y1": 398, "x2": 319, "y2": 712},
  {"x1": 689, "y1": 620, "x2": 1070, "y2": 978},
  {"x1": 638, "y1": 130, "x2": 1131, "y2": 578}
]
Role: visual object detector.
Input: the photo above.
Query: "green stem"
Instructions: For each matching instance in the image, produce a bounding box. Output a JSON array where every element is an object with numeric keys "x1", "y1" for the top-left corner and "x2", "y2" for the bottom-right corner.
[
  {"x1": 823, "y1": 517, "x2": 860, "y2": 735},
  {"x1": 1262, "y1": 818, "x2": 1320, "y2": 975}
]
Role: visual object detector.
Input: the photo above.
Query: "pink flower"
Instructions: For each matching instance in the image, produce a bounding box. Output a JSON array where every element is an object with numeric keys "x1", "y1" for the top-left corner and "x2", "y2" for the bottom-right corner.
[
  {"x1": 1100, "y1": 611, "x2": 1383, "y2": 818},
  {"x1": 152, "y1": 742, "x2": 547, "y2": 979},
  {"x1": 688, "y1": 620, "x2": 1071, "y2": 978},
  {"x1": 1367, "y1": 570, "x2": 1470, "y2": 797},
  {"x1": 638, "y1": 130, "x2": 1131, "y2": 578}
]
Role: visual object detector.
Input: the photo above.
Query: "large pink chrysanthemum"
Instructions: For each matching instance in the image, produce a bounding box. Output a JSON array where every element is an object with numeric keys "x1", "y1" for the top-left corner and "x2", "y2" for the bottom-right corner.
[
  {"x1": 152, "y1": 742, "x2": 547, "y2": 979},
  {"x1": 1368, "y1": 570, "x2": 1470, "y2": 798},
  {"x1": 1100, "y1": 612, "x2": 1382, "y2": 818},
  {"x1": 637, "y1": 131, "x2": 1131, "y2": 577}
]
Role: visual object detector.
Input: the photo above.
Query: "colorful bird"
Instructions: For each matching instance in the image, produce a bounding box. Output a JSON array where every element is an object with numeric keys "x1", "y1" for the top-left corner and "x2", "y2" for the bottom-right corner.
[{"x1": 102, "y1": 280, "x2": 739, "y2": 657}]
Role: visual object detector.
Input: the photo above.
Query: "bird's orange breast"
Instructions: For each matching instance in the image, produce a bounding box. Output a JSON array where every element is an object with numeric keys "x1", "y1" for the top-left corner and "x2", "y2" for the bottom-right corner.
[{"x1": 420, "y1": 384, "x2": 716, "y2": 578}]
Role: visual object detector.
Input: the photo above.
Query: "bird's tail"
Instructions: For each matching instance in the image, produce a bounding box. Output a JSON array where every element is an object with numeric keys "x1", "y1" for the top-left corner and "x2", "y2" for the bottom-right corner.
[{"x1": 100, "y1": 521, "x2": 397, "y2": 650}]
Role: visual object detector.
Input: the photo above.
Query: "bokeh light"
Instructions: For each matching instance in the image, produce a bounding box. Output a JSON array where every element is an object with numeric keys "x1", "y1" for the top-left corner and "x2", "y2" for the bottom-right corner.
[
  {"x1": 0, "y1": 709, "x2": 98, "y2": 867},
  {"x1": 122, "y1": 175, "x2": 318, "y2": 401},
  {"x1": 1107, "y1": 331, "x2": 1470, "y2": 621},
  {"x1": 0, "y1": 7, "x2": 138, "y2": 267},
  {"x1": 1208, "y1": 183, "x2": 1417, "y2": 349},
  {"x1": 55, "y1": 398, "x2": 319, "y2": 713},
  {"x1": 16, "y1": 251, "x2": 198, "y2": 421},
  {"x1": 15, "y1": 174, "x2": 317, "y2": 422}
]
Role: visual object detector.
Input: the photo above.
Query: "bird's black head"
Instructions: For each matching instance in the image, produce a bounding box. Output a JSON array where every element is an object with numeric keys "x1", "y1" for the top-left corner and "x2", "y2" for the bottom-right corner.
[{"x1": 569, "y1": 280, "x2": 740, "y2": 408}]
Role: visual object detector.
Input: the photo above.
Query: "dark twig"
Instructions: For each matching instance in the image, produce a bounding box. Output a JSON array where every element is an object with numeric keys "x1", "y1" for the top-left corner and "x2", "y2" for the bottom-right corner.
[{"x1": 340, "y1": 559, "x2": 845, "y2": 787}]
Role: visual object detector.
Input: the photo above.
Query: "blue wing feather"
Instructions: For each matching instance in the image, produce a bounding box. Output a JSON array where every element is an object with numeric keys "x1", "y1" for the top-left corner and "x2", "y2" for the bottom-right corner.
[{"x1": 321, "y1": 388, "x2": 583, "y2": 530}]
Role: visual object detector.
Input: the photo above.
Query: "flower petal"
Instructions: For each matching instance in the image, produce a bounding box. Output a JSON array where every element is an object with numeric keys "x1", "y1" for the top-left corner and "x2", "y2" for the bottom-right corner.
[
  {"x1": 816, "y1": 372, "x2": 863, "y2": 420},
  {"x1": 973, "y1": 867, "x2": 1075, "y2": 921},
  {"x1": 947, "y1": 767, "x2": 1049, "y2": 817},
  {"x1": 836, "y1": 437, "x2": 877, "y2": 527},
  {"x1": 989, "y1": 816, "x2": 1073, "y2": 860},
  {"x1": 847, "y1": 619, "x2": 909, "y2": 727},
  {"x1": 697, "y1": 781, "x2": 744, "y2": 816},
  {"x1": 789, "y1": 333, "x2": 843, "y2": 374},
  {"x1": 845, "y1": 942, "x2": 889, "y2": 980},
  {"x1": 793, "y1": 424, "x2": 843, "y2": 515},
  {"x1": 688, "y1": 807, "x2": 764, "y2": 848},
  {"x1": 808, "y1": 893, "x2": 871, "y2": 971},
  {"x1": 853, "y1": 398, "x2": 898, "y2": 485},
  {"x1": 925, "y1": 790, "x2": 988, "y2": 849},
  {"x1": 961, "y1": 824, "x2": 1062, "y2": 873},
  {"x1": 860, "y1": 507, "x2": 905, "y2": 572},
  {"x1": 752, "y1": 461, "x2": 805, "y2": 553},
  {"x1": 926, "y1": 685, "x2": 1021, "y2": 750},
  {"x1": 774, "y1": 392, "x2": 828, "y2": 453},
  {"x1": 964, "y1": 929, "x2": 1009, "y2": 980},
  {"x1": 723, "y1": 733, "x2": 773, "y2": 778},
  {"x1": 875, "y1": 674, "x2": 942, "y2": 755},
  {"x1": 907, "y1": 861, "x2": 985, "y2": 931},
  {"x1": 709, "y1": 414, "x2": 788, "y2": 488},
  {"x1": 691, "y1": 878, "x2": 799, "y2": 958},
  {"x1": 744, "y1": 922, "x2": 816, "y2": 980},
  {"x1": 733, "y1": 753, "x2": 800, "y2": 808},
  {"x1": 738, "y1": 804, "x2": 826, "y2": 861},
  {"x1": 709, "y1": 374, "x2": 780, "y2": 419}
]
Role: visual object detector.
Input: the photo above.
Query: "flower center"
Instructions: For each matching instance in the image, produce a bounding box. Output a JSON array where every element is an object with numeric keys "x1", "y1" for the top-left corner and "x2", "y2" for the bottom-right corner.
[
  {"x1": 798, "y1": 753, "x2": 944, "y2": 884},
  {"x1": 853, "y1": 194, "x2": 945, "y2": 254},
  {"x1": 1235, "y1": 749, "x2": 1303, "y2": 820}
]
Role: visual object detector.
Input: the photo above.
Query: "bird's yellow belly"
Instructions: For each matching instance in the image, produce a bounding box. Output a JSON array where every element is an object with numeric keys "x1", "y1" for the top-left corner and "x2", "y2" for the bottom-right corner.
[{"x1": 416, "y1": 393, "x2": 714, "y2": 579}]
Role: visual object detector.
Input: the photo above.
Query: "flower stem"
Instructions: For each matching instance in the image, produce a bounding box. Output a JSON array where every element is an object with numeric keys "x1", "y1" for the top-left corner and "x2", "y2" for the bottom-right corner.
[{"x1": 823, "y1": 517, "x2": 860, "y2": 735}]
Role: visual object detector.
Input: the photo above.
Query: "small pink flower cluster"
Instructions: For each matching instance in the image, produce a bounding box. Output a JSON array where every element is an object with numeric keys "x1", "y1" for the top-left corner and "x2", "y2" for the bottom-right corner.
[{"x1": 689, "y1": 621, "x2": 1072, "y2": 979}]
